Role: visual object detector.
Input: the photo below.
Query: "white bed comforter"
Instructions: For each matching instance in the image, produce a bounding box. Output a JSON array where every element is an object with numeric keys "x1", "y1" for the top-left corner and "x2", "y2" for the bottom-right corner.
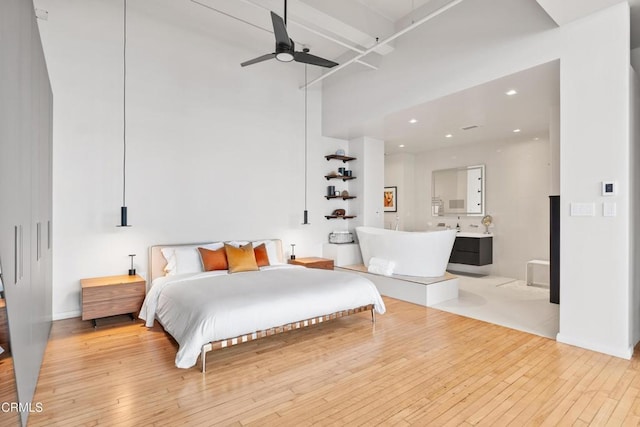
[{"x1": 139, "y1": 265, "x2": 385, "y2": 368}]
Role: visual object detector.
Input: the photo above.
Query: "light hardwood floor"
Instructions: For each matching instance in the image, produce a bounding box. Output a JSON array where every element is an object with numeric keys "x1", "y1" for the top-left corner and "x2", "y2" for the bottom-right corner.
[
  {"x1": 26, "y1": 297, "x2": 640, "y2": 426},
  {"x1": 0, "y1": 354, "x2": 18, "y2": 427}
]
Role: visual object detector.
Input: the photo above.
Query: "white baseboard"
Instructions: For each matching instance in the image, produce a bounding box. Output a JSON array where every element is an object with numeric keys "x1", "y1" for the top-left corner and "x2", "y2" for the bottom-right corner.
[
  {"x1": 556, "y1": 333, "x2": 633, "y2": 360},
  {"x1": 53, "y1": 310, "x2": 81, "y2": 321}
]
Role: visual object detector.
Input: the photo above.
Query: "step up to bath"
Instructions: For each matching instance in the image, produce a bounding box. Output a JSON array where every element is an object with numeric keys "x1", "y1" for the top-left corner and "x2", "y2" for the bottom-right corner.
[{"x1": 339, "y1": 264, "x2": 459, "y2": 307}]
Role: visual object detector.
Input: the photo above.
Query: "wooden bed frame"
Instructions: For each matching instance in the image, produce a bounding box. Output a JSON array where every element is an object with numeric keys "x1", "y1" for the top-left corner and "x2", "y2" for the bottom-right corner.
[{"x1": 149, "y1": 240, "x2": 376, "y2": 373}]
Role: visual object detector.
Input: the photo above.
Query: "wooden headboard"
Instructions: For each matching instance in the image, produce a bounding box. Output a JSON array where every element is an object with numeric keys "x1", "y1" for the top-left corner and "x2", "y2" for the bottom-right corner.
[{"x1": 149, "y1": 239, "x2": 285, "y2": 283}]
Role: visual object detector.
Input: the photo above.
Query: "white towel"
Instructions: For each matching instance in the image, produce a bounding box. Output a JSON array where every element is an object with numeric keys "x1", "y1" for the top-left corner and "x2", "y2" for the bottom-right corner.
[{"x1": 368, "y1": 257, "x2": 395, "y2": 276}]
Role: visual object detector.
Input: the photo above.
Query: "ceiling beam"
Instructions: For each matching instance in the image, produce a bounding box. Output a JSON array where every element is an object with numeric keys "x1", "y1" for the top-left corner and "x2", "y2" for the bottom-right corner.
[
  {"x1": 535, "y1": 0, "x2": 625, "y2": 26},
  {"x1": 304, "y1": 0, "x2": 466, "y2": 89}
]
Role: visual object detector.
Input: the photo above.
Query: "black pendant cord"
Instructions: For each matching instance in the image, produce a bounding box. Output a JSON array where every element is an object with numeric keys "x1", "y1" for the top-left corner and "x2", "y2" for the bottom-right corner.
[
  {"x1": 123, "y1": 0, "x2": 127, "y2": 209},
  {"x1": 118, "y1": 0, "x2": 130, "y2": 227},
  {"x1": 304, "y1": 63, "x2": 307, "y2": 210},
  {"x1": 284, "y1": 0, "x2": 287, "y2": 25},
  {"x1": 302, "y1": 63, "x2": 309, "y2": 225}
]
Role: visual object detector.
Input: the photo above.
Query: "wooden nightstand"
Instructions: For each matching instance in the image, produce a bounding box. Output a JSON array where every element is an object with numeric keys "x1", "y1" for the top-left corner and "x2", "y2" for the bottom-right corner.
[
  {"x1": 288, "y1": 257, "x2": 334, "y2": 270},
  {"x1": 81, "y1": 274, "x2": 146, "y2": 327}
]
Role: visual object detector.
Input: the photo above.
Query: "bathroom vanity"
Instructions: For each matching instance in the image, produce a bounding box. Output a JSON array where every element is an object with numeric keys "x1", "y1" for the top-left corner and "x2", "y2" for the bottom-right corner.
[{"x1": 449, "y1": 233, "x2": 493, "y2": 266}]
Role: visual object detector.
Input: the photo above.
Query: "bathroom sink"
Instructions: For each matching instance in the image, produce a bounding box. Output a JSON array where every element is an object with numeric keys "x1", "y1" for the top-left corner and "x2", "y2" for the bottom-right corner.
[{"x1": 456, "y1": 232, "x2": 492, "y2": 238}]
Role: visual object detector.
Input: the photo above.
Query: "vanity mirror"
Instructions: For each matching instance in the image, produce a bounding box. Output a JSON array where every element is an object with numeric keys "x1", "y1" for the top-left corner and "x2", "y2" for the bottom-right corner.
[{"x1": 432, "y1": 165, "x2": 485, "y2": 217}]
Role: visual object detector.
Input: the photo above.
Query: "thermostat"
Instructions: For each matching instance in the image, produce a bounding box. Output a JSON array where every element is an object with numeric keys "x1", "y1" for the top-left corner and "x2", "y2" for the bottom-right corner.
[{"x1": 602, "y1": 181, "x2": 616, "y2": 196}]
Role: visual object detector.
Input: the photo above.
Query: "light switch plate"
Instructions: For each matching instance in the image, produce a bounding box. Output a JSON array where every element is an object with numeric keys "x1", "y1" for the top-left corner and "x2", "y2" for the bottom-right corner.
[
  {"x1": 570, "y1": 202, "x2": 595, "y2": 217},
  {"x1": 603, "y1": 202, "x2": 617, "y2": 217}
]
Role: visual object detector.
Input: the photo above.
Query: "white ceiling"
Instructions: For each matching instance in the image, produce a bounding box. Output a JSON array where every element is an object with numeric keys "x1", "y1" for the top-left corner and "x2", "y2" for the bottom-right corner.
[
  {"x1": 145, "y1": 0, "x2": 634, "y2": 155},
  {"x1": 381, "y1": 61, "x2": 559, "y2": 154},
  {"x1": 536, "y1": 0, "x2": 640, "y2": 48},
  {"x1": 353, "y1": 0, "x2": 434, "y2": 22}
]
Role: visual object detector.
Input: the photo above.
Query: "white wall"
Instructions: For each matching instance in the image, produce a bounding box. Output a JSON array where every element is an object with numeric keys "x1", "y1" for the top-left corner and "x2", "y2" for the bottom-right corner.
[
  {"x1": 324, "y1": 0, "x2": 636, "y2": 358},
  {"x1": 35, "y1": 0, "x2": 350, "y2": 319},
  {"x1": 556, "y1": 4, "x2": 631, "y2": 357},
  {"x1": 384, "y1": 153, "x2": 416, "y2": 231},
  {"x1": 630, "y1": 47, "x2": 640, "y2": 345},
  {"x1": 549, "y1": 105, "x2": 561, "y2": 195},
  {"x1": 350, "y1": 136, "x2": 384, "y2": 229},
  {"x1": 631, "y1": 65, "x2": 640, "y2": 347},
  {"x1": 388, "y1": 138, "x2": 551, "y2": 281}
]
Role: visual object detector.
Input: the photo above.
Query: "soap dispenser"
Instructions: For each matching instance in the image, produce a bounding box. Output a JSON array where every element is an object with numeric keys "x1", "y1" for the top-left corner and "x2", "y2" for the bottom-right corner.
[{"x1": 456, "y1": 216, "x2": 461, "y2": 232}]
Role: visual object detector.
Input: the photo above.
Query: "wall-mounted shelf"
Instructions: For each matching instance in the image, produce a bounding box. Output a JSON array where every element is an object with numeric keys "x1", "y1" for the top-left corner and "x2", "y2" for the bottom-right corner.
[
  {"x1": 325, "y1": 195, "x2": 357, "y2": 200},
  {"x1": 325, "y1": 215, "x2": 357, "y2": 220},
  {"x1": 325, "y1": 154, "x2": 356, "y2": 163},
  {"x1": 325, "y1": 153, "x2": 357, "y2": 220},
  {"x1": 325, "y1": 175, "x2": 357, "y2": 181}
]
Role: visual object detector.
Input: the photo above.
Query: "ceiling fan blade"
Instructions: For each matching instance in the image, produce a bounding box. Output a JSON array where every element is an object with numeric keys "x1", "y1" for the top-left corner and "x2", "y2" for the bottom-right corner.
[
  {"x1": 240, "y1": 53, "x2": 276, "y2": 67},
  {"x1": 271, "y1": 11, "x2": 291, "y2": 48},
  {"x1": 294, "y1": 51, "x2": 338, "y2": 68}
]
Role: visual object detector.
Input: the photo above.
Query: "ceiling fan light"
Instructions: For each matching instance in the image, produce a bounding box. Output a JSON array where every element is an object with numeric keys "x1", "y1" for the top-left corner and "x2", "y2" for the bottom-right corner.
[{"x1": 276, "y1": 52, "x2": 294, "y2": 62}]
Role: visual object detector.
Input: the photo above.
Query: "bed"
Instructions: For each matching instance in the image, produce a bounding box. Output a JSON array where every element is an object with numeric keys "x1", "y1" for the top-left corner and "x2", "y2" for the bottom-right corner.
[{"x1": 140, "y1": 239, "x2": 386, "y2": 372}]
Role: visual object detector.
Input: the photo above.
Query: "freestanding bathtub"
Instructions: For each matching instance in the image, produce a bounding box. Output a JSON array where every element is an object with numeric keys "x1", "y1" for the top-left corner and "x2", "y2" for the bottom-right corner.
[{"x1": 356, "y1": 226, "x2": 457, "y2": 277}]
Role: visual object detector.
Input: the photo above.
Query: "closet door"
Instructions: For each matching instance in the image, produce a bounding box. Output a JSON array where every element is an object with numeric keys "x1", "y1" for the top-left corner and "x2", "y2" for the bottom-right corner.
[
  {"x1": 0, "y1": 1, "x2": 32, "y2": 426},
  {"x1": 0, "y1": 1, "x2": 52, "y2": 425},
  {"x1": 31, "y1": 21, "x2": 53, "y2": 340}
]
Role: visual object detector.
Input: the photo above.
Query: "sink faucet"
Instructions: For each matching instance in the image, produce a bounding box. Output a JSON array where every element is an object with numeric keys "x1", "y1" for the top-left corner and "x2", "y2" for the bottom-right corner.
[{"x1": 394, "y1": 215, "x2": 400, "y2": 231}]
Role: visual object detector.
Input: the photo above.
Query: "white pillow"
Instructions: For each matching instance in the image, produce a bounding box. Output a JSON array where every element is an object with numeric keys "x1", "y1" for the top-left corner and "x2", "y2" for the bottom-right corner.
[
  {"x1": 161, "y1": 242, "x2": 224, "y2": 276},
  {"x1": 226, "y1": 241, "x2": 249, "y2": 248},
  {"x1": 160, "y1": 247, "x2": 180, "y2": 276}
]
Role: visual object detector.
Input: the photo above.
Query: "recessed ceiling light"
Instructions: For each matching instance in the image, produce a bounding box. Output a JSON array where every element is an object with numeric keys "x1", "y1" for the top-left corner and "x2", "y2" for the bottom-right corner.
[
  {"x1": 506, "y1": 89, "x2": 518, "y2": 96},
  {"x1": 533, "y1": 137, "x2": 540, "y2": 141},
  {"x1": 445, "y1": 134, "x2": 453, "y2": 138},
  {"x1": 399, "y1": 144, "x2": 405, "y2": 148},
  {"x1": 409, "y1": 119, "x2": 418, "y2": 124},
  {"x1": 513, "y1": 129, "x2": 521, "y2": 133}
]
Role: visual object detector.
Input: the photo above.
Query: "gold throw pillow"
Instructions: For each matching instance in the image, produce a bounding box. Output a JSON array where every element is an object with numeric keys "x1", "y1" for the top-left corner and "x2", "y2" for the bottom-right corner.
[{"x1": 224, "y1": 243, "x2": 259, "y2": 273}]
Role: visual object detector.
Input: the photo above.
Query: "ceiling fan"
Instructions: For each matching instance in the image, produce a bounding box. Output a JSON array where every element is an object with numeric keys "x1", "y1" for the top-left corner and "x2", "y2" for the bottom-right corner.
[{"x1": 241, "y1": 1, "x2": 338, "y2": 68}]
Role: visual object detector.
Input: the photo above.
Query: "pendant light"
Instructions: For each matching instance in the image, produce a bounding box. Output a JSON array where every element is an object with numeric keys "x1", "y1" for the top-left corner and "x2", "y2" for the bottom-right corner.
[
  {"x1": 302, "y1": 59, "x2": 310, "y2": 225},
  {"x1": 117, "y1": 0, "x2": 131, "y2": 227}
]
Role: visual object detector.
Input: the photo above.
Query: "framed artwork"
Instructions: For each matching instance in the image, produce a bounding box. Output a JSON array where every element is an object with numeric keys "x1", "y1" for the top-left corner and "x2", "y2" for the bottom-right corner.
[{"x1": 384, "y1": 186, "x2": 397, "y2": 212}]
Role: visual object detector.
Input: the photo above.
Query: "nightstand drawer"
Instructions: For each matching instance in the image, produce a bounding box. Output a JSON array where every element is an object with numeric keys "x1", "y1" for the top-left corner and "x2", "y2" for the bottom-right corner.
[
  {"x1": 80, "y1": 275, "x2": 146, "y2": 322},
  {"x1": 82, "y1": 281, "x2": 144, "y2": 304},
  {"x1": 82, "y1": 297, "x2": 144, "y2": 321}
]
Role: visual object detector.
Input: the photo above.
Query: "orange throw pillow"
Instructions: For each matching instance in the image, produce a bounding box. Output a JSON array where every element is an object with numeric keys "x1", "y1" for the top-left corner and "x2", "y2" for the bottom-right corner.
[
  {"x1": 198, "y1": 247, "x2": 228, "y2": 271},
  {"x1": 254, "y1": 243, "x2": 270, "y2": 267},
  {"x1": 224, "y1": 243, "x2": 259, "y2": 273}
]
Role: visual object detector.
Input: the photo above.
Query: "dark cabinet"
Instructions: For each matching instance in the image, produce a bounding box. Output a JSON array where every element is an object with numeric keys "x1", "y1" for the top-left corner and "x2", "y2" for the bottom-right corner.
[
  {"x1": 449, "y1": 236, "x2": 493, "y2": 266},
  {"x1": 550, "y1": 195, "x2": 560, "y2": 304}
]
